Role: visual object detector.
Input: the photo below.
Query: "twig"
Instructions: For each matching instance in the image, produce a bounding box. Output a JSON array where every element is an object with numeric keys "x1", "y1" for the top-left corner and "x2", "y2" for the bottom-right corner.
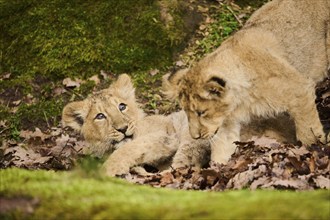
[
  {"x1": 43, "y1": 111, "x2": 50, "y2": 128},
  {"x1": 224, "y1": 4, "x2": 243, "y2": 26},
  {"x1": 0, "y1": 127, "x2": 9, "y2": 135}
]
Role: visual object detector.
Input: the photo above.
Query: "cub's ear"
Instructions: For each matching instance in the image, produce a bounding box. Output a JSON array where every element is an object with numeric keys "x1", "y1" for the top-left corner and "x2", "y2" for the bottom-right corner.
[
  {"x1": 204, "y1": 76, "x2": 226, "y2": 99},
  {"x1": 162, "y1": 68, "x2": 188, "y2": 100},
  {"x1": 110, "y1": 74, "x2": 135, "y2": 99},
  {"x1": 62, "y1": 100, "x2": 89, "y2": 132}
]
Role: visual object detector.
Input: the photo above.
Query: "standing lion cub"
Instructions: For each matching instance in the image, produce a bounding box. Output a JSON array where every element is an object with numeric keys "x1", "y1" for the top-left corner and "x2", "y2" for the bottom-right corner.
[{"x1": 163, "y1": 0, "x2": 330, "y2": 164}]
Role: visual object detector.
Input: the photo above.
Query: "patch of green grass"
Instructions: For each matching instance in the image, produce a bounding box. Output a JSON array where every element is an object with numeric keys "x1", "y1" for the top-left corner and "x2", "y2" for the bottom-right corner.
[
  {"x1": 188, "y1": 4, "x2": 243, "y2": 61},
  {"x1": 1, "y1": 0, "x2": 186, "y2": 82},
  {"x1": 1, "y1": 168, "x2": 329, "y2": 219},
  {"x1": 199, "y1": 8, "x2": 239, "y2": 53},
  {"x1": 8, "y1": 98, "x2": 64, "y2": 135}
]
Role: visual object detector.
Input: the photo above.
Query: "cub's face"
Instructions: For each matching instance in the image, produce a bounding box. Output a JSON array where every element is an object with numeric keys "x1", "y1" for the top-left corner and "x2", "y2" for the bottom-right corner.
[
  {"x1": 181, "y1": 95, "x2": 228, "y2": 139},
  {"x1": 62, "y1": 74, "x2": 144, "y2": 157},
  {"x1": 162, "y1": 66, "x2": 230, "y2": 140},
  {"x1": 80, "y1": 94, "x2": 138, "y2": 146}
]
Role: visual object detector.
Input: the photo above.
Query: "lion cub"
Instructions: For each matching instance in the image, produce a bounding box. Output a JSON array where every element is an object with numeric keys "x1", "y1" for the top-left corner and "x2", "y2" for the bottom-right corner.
[
  {"x1": 62, "y1": 74, "x2": 210, "y2": 176},
  {"x1": 163, "y1": 0, "x2": 329, "y2": 164}
]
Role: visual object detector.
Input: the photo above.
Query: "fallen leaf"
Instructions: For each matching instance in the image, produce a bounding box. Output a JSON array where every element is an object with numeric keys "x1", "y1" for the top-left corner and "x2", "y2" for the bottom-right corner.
[
  {"x1": 313, "y1": 176, "x2": 329, "y2": 189},
  {"x1": 199, "y1": 24, "x2": 206, "y2": 30},
  {"x1": 197, "y1": 5, "x2": 208, "y2": 13},
  {"x1": 250, "y1": 136, "x2": 280, "y2": 147},
  {"x1": 88, "y1": 75, "x2": 100, "y2": 85},
  {"x1": 160, "y1": 172, "x2": 174, "y2": 186},
  {"x1": 12, "y1": 100, "x2": 21, "y2": 106},
  {"x1": 250, "y1": 176, "x2": 271, "y2": 190},
  {"x1": 309, "y1": 156, "x2": 316, "y2": 173},
  {"x1": 1, "y1": 73, "x2": 11, "y2": 80},
  {"x1": 227, "y1": 165, "x2": 267, "y2": 189},
  {"x1": 63, "y1": 77, "x2": 82, "y2": 88},
  {"x1": 19, "y1": 128, "x2": 50, "y2": 141},
  {"x1": 232, "y1": 155, "x2": 251, "y2": 171},
  {"x1": 264, "y1": 178, "x2": 309, "y2": 190},
  {"x1": 288, "y1": 146, "x2": 310, "y2": 157},
  {"x1": 50, "y1": 127, "x2": 62, "y2": 136},
  {"x1": 4, "y1": 145, "x2": 52, "y2": 167},
  {"x1": 53, "y1": 87, "x2": 67, "y2": 96},
  {"x1": 55, "y1": 134, "x2": 71, "y2": 148},
  {"x1": 149, "y1": 69, "x2": 159, "y2": 76},
  {"x1": 0, "y1": 120, "x2": 7, "y2": 127}
]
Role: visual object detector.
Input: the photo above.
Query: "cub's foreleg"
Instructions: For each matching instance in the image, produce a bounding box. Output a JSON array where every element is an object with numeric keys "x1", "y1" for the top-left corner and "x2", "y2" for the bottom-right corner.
[
  {"x1": 209, "y1": 120, "x2": 240, "y2": 164},
  {"x1": 171, "y1": 139, "x2": 211, "y2": 169},
  {"x1": 103, "y1": 134, "x2": 178, "y2": 176}
]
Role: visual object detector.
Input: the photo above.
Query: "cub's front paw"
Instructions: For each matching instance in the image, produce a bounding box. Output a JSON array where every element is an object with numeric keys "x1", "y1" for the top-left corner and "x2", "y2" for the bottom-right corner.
[{"x1": 102, "y1": 163, "x2": 130, "y2": 177}]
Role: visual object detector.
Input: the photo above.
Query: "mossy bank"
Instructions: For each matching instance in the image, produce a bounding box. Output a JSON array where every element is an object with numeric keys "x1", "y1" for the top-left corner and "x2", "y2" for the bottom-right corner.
[{"x1": 1, "y1": 168, "x2": 329, "y2": 219}]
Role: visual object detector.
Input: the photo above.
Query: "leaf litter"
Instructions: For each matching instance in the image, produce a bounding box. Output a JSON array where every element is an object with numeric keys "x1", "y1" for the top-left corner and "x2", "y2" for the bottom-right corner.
[
  {"x1": 1, "y1": 127, "x2": 85, "y2": 170},
  {"x1": 124, "y1": 139, "x2": 329, "y2": 191}
]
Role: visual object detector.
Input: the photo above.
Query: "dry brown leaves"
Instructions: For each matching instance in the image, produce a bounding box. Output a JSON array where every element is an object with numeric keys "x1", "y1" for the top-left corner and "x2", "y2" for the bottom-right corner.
[
  {"x1": 124, "y1": 137, "x2": 329, "y2": 191},
  {"x1": 0, "y1": 127, "x2": 85, "y2": 170}
]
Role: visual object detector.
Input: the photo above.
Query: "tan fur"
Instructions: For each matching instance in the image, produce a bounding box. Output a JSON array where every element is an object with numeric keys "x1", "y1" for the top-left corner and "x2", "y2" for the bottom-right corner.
[
  {"x1": 62, "y1": 74, "x2": 210, "y2": 176},
  {"x1": 163, "y1": 0, "x2": 330, "y2": 164}
]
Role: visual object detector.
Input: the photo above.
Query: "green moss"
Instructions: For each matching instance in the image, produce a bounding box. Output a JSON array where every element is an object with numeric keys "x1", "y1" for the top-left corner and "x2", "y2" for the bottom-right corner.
[
  {"x1": 1, "y1": 168, "x2": 329, "y2": 219},
  {"x1": 7, "y1": 98, "x2": 64, "y2": 136},
  {"x1": 1, "y1": 0, "x2": 187, "y2": 82}
]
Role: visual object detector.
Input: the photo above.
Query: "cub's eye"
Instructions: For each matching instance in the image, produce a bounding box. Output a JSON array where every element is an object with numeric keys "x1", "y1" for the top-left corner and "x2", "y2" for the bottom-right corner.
[
  {"x1": 95, "y1": 113, "x2": 106, "y2": 120},
  {"x1": 196, "y1": 110, "x2": 206, "y2": 117},
  {"x1": 118, "y1": 103, "x2": 127, "y2": 111}
]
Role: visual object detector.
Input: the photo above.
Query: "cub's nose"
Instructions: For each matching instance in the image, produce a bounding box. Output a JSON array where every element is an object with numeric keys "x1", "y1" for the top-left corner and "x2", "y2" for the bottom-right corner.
[
  {"x1": 191, "y1": 133, "x2": 201, "y2": 139},
  {"x1": 117, "y1": 126, "x2": 128, "y2": 134}
]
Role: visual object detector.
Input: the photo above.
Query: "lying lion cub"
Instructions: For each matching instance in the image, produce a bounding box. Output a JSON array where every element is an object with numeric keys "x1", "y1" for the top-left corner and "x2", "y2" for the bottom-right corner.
[
  {"x1": 163, "y1": 0, "x2": 330, "y2": 164},
  {"x1": 62, "y1": 74, "x2": 210, "y2": 176}
]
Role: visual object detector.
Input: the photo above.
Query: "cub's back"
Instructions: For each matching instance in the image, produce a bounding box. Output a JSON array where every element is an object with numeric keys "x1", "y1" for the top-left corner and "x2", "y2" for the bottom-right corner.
[{"x1": 242, "y1": 0, "x2": 329, "y2": 80}]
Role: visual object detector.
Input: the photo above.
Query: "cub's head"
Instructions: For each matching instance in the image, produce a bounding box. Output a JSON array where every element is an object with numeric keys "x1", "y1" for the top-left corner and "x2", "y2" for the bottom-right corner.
[
  {"x1": 62, "y1": 74, "x2": 144, "y2": 157},
  {"x1": 162, "y1": 63, "x2": 232, "y2": 140}
]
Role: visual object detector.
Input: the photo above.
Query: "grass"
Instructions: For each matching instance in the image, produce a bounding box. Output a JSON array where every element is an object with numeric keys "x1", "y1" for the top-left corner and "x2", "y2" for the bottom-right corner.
[
  {"x1": 1, "y1": 168, "x2": 329, "y2": 219},
  {"x1": 1, "y1": 0, "x2": 185, "y2": 80}
]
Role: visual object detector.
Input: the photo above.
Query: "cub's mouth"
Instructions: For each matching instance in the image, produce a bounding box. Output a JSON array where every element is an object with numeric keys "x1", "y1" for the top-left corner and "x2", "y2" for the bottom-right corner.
[
  {"x1": 123, "y1": 134, "x2": 133, "y2": 141},
  {"x1": 205, "y1": 127, "x2": 219, "y2": 139},
  {"x1": 111, "y1": 134, "x2": 133, "y2": 145}
]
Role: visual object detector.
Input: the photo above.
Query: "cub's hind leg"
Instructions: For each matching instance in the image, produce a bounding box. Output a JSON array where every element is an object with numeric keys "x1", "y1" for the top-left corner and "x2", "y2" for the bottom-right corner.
[
  {"x1": 288, "y1": 93, "x2": 326, "y2": 144},
  {"x1": 260, "y1": 55, "x2": 326, "y2": 145},
  {"x1": 283, "y1": 78, "x2": 326, "y2": 144}
]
